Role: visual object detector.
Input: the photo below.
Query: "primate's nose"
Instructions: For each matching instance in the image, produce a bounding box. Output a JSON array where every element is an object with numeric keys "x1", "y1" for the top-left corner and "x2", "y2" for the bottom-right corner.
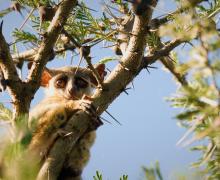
[{"x1": 68, "y1": 87, "x2": 76, "y2": 97}]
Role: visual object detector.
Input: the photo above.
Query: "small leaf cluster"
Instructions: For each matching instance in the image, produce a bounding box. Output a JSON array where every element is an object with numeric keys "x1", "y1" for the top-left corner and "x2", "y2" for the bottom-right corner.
[
  {"x1": 93, "y1": 171, "x2": 128, "y2": 180},
  {"x1": 0, "y1": 105, "x2": 38, "y2": 179},
  {"x1": 142, "y1": 161, "x2": 163, "y2": 180}
]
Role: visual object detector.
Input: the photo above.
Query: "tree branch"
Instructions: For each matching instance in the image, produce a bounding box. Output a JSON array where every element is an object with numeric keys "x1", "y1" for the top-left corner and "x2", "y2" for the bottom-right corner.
[
  {"x1": 37, "y1": 0, "x2": 158, "y2": 179},
  {"x1": 27, "y1": 0, "x2": 78, "y2": 90},
  {"x1": 12, "y1": 44, "x2": 76, "y2": 63},
  {"x1": 0, "y1": 21, "x2": 29, "y2": 117},
  {"x1": 143, "y1": 39, "x2": 184, "y2": 64},
  {"x1": 140, "y1": 38, "x2": 188, "y2": 86},
  {"x1": 0, "y1": 23, "x2": 19, "y2": 82},
  {"x1": 11, "y1": 37, "x2": 96, "y2": 63},
  {"x1": 160, "y1": 57, "x2": 188, "y2": 85},
  {"x1": 150, "y1": 0, "x2": 207, "y2": 29}
]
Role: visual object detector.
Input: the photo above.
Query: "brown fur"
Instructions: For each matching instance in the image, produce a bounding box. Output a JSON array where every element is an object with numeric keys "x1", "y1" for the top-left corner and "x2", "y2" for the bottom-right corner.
[{"x1": 28, "y1": 65, "x2": 105, "y2": 179}]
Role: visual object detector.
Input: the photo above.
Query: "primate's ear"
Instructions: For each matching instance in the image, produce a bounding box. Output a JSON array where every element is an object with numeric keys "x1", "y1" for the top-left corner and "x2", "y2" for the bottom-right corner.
[
  {"x1": 28, "y1": 63, "x2": 53, "y2": 87},
  {"x1": 41, "y1": 68, "x2": 52, "y2": 87},
  {"x1": 95, "y1": 63, "x2": 106, "y2": 81},
  {"x1": 90, "y1": 64, "x2": 107, "y2": 86}
]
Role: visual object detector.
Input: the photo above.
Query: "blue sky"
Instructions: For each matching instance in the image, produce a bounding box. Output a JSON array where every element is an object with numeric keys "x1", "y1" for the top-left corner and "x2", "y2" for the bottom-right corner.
[{"x1": 0, "y1": 1, "x2": 201, "y2": 179}]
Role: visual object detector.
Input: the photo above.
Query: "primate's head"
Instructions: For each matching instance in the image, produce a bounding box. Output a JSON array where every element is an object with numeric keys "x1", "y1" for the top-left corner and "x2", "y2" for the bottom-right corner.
[{"x1": 41, "y1": 64, "x2": 105, "y2": 100}]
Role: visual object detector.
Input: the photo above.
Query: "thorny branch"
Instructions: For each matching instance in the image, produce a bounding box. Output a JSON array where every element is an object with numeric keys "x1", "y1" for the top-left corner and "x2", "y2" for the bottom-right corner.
[
  {"x1": 160, "y1": 56, "x2": 188, "y2": 85},
  {"x1": 0, "y1": 21, "x2": 26, "y2": 117},
  {"x1": 150, "y1": 0, "x2": 207, "y2": 29},
  {"x1": 12, "y1": 45, "x2": 75, "y2": 63},
  {"x1": 27, "y1": 0, "x2": 78, "y2": 89},
  {"x1": 143, "y1": 39, "x2": 184, "y2": 64},
  {"x1": 37, "y1": 0, "x2": 158, "y2": 179},
  {"x1": 142, "y1": 38, "x2": 188, "y2": 85},
  {"x1": 11, "y1": 37, "x2": 96, "y2": 63}
]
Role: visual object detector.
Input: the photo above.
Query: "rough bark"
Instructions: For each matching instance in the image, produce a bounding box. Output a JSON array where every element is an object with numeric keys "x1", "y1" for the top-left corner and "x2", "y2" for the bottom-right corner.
[{"x1": 0, "y1": 22, "x2": 27, "y2": 118}]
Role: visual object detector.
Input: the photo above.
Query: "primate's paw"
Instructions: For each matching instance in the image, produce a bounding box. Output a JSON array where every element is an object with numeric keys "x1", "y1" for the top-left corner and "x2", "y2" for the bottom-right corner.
[{"x1": 79, "y1": 99, "x2": 103, "y2": 130}]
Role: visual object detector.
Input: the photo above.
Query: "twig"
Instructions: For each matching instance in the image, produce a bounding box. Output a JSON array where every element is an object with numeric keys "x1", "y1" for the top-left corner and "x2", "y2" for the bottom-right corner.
[
  {"x1": 122, "y1": 87, "x2": 132, "y2": 95},
  {"x1": 18, "y1": 8, "x2": 35, "y2": 31},
  {"x1": 85, "y1": 56, "x2": 104, "y2": 89},
  {"x1": 11, "y1": 38, "x2": 96, "y2": 63},
  {"x1": 62, "y1": 29, "x2": 81, "y2": 48},
  {"x1": 104, "y1": 110, "x2": 121, "y2": 125},
  {"x1": 139, "y1": 38, "x2": 188, "y2": 86},
  {"x1": 160, "y1": 56, "x2": 187, "y2": 86},
  {"x1": 100, "y1": 116, "x2": 112, "y2": 124},
  {"x1": 142, "y1": 39, "x2": 185, "y2": 65},
  {"x1": 150, "y1": 0, "x2": 207, "y2": 29}
]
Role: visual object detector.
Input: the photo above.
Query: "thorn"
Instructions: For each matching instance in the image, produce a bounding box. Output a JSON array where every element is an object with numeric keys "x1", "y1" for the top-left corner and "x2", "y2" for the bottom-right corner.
[
  {"x1": 145, "y1": 65, "x2": 157, "y2": 73},
  {"x1": 100, "y1": 116, "x2": 112, "y2": 124},
  {"x1": 107, "y1": 68, "x2": 111, "y2": 73},
  {"x1": 122, "y1": 88, "x2": 129, "y2": 95},
  {"x1": 186, "y1": 41, "x2": 194, "y2": 47},
  {"x1": 18, "y1": 8, "x2": 35, "y2": 31},
  {"x1": 145, "y1": 67, "x2": 150, "y2": 73},
  {"x1": 122, "y1": 87, "x2": 131, "y2": 95},
  {"x1": 0, "y1": 21, "x2": 3, "y2": 34},
  {"x1": 90, "y1": 39, "x2": 103, "y2": 47},
  {"x1": 125, "y1": 87, "x2": 132, "y2": 91},
  {"x1": 181, "y1": 42, "x2": 187, "y2": 50},
  {"x1": 105, "y1": 110, "x2": 122, "y2": 125},
  {"x1": 167, "y1": 55, "x2": 176, "y2": 63},
  {"x1": 129, "y1": 83, "x2": 133, "y2": 91},
  {"x1": 123, "y1": 90, "x2": 129, "y2": 95},
  {"x1": 147, "y1": 65, "x2": 157, "y2": 69}
]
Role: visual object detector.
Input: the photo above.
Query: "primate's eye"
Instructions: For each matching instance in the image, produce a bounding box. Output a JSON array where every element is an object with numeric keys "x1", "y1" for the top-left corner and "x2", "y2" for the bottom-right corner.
[
  {"x1": 55, "y1": 76, "x2": 68, "y2": 88},
  {"x1": 75, "y1": 77, "x2": 88, "y2": 89}
]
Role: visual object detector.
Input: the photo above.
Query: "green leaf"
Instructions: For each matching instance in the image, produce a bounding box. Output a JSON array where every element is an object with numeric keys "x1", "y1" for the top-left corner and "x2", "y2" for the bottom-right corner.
[
  {"x1": 0, "y1": 103, "x2": 12, "y2": 122},
  {"x1": 176, "y1": 110, "x2": 200, "y2": 120},
  {"x1": 93, "y1": 171, "x2": 102, "y2": 180},
  {"x1": 98, "y1": 57, "x2": 118, "y2": 64},
  {"x1": 120, "y1": 175, "x2": 128, "y2": 180},
  {"x1": 0, "y1": 8, "x2": 12, "y2": 18},
  {"x1": 155, "y1": 161, "x2": 163, "y2": 180},
  {"x1": 12, "y1": 29, "x2": 38, "y2": 44},
  {"x1": 142, "y1": 161, "x2": 163, "y2": 180}
]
